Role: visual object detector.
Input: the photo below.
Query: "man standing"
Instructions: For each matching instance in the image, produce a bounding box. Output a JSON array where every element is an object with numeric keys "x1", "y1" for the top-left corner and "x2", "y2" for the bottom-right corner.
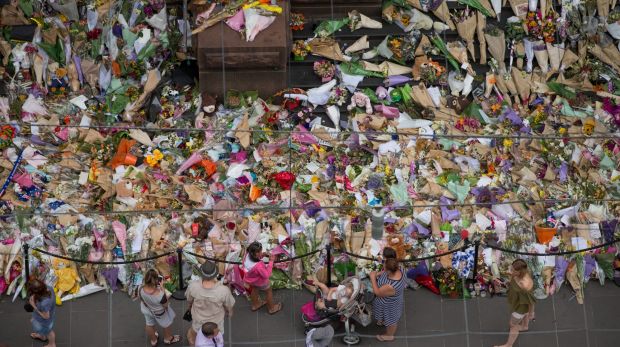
[{"x1": 186, "y1": 261, "x2": 235, "y2": 346}]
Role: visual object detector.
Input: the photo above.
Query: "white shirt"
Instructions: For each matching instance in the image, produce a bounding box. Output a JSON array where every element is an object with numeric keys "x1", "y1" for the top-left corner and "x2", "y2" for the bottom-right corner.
[{"x1": 195, "y1": 331, "x2": 224, "y2": 347}]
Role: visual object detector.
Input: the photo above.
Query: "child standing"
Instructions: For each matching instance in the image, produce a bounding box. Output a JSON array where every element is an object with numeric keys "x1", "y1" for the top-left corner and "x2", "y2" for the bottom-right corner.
[
  {"x1": 195, "y1": 322, "x2": 224, "y2": 347},
  {"x1": 243, "y1": 242, "x2": 282, "y2": 314}
]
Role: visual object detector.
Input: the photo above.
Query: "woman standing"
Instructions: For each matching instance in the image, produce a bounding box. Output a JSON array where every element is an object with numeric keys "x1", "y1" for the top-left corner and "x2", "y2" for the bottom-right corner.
[
  {"x1": 28, "y1": 278, "x2": 56, "y2": 347},
  {"x1": 369, "y1": 247, "x2": 406, "y2": 342},
  {"x1": 494, "y1": 259, "x2": 536, "y2": 347},
  {"x1": 243, "y1": 242, "x2": 282, "y2": 314},
  {"x1": 139, "y1": 269, "x2": 181, "y2": 346}
]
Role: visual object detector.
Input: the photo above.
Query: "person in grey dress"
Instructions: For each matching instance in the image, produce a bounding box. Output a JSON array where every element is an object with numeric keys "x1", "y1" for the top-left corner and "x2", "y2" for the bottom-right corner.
[{"x1": 139, "y1": 269, "x2": 181, "y2": 346}]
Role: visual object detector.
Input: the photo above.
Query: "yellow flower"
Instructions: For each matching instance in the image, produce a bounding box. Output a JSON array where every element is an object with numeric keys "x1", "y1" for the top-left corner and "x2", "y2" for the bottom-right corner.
[
  {"x1": 153, "y1": 149, "x2": 163, "y2": 161},
  {"x1": 503, "y1": 139, "x2": 513, "y2": 147},
  {"x1": 145, "y1": 155, "x2": 157, "y2": 167},
  {"x1": 311, "y1": 176, "x2": 319, "y2": 184}
]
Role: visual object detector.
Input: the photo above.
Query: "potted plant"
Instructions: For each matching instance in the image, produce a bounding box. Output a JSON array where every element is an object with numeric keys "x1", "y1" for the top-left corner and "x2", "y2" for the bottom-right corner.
[{"x1": 535, "y1": 215, "x2": 558, "y2": 244}]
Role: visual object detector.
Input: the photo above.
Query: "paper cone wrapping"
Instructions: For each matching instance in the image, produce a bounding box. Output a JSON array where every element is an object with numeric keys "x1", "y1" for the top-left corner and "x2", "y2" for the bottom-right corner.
[
  {"x1": 533, "y1": 41, "x2": 549, "y2": 74},
  {"x1": 67, "y1": 62, "x2": 80, "y2": 92},
  {"x1": 524, "y1": 38, "x2": 534, "y2": 72},
  {"x1": 509, "y1": 0, "x2": 530, "y2": 18},
  {"x1": 485, "y1": 31, "x2": 506, "y2": 71},
  {"x1": 608, "y1": 22, "x2": 620, "y2": 40},
  {"x1": 380, "y1": 61, "x2": 412, "y2": 76},
  {"x1": 477, "y1": 12, "x2": 487, "y2": 64},
  {"x1": 80, "y1": 59, "x2": 100, "y2": 89},
  {"x1": 601, "y1": 43, "x2": 620, "y2": 69},
  {"x1": 456, "y1": 14, "x2": 477, "y2": 61},
  {"x1": 235, "y1": 114, "x2": 250, "y2": 148},
  {"x1": 411, "y1": 83, "x2": 435, "y2": 108},
  {"x1": 484, "y1": 72, "x2": 495, "y2": 98},
  {"x1": 494, "y1": 72, "x2": 509, "y2": 95},
  {"x1": 447, "y1": 41, "x2": 472, "y2": 74},
  {"x1": 479, "y1": 0, "x2": 496, "y2": 16},
  {"x1": 0, "y1": 5, "x2": 30, "y2": 25},
  {"x1": 598, "y1": 0, "x2": 610, "y2": 19},
  {"x1": 349, "y1": 11, "x2": 383, "y2": 31},
  {"x1": 127, "y1": 69, "x2": 161, "y2": 113},
  {"x1": 503, "y1": 72, "x2": 518, "y2": 95},
  {"x1": 491, "y1": 0, "x2": 502, "y2": 19},
  {"x1": 0, "y1": 38, "x2": 11, "y2": 66},
  {"x1": 345, "y1": 35, "x2": 369, "y2": 54},
  {"x1": 546, "y1": 42, "x2": 564, "y2": 72},
  {"x1": 33, "y1": 54, "x2": 44, "y2": 85},
  {"x1": 560, "y1": 49, "x2": 579, "y2": 70},
  {"x1": 409, "y1": 9, "x2": 433, "y2": 30},
  {"x1": 433, "y1": 2, "x2": 456, "y2": 30},
  {"x1": 515, "y1": 41, "x2": 525, "y2": 69},
  {"x1": 511, "y1": 68, "x2": 531, "y2": 102},
  {"x1": 589, "y1": 44, "x2": 620, "y2": 72},
  {"x1": 309, "y1": 38, "x2": 347, "y2": 62}
]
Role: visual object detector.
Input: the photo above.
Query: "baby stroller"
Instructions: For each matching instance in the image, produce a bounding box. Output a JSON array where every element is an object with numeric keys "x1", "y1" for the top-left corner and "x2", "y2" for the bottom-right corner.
[{"x1": 302, "y1": 277, "x2": 374, "y2": 345}]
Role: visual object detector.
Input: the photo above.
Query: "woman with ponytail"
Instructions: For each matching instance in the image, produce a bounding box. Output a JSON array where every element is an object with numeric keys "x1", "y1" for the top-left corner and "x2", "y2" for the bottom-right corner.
[{"x1": 369, "y1": 247, "x2": 406, "y2": 342}]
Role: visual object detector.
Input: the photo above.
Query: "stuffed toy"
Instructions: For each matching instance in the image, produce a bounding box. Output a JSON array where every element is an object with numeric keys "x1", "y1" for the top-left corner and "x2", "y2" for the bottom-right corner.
[
  {"x1": 436, "y1": 241, "x2": 453, "y2": 269},
  {"x1": 347, "y1": 92, "x2": 373, "y2": 114},
  {"x1": 385, "y1": 234, "x2": 411, "y2": 260},
  {"x1": 51, "y1": 257, "x2": 81, "y2": 305}
]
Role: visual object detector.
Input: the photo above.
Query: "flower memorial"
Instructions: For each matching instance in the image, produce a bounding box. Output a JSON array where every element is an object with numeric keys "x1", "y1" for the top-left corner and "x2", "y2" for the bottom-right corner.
[{"x1": 0, "y1": 0, "x2": 618, "y2": 307}]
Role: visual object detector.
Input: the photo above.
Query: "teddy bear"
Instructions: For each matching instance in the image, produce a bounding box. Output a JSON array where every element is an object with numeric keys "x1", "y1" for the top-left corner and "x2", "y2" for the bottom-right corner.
[
  {"x1": 51, "y1": 257, "x2": 81, "y2": 305},
  {"x1": 347, "y1": 92, "x2": 373, "y2": 114},
  {"x1": 386, "y1": 233, "x2": 411, "y2": 260}
]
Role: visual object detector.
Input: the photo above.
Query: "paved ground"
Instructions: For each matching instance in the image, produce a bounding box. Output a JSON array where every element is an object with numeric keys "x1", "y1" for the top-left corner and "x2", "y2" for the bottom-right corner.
[{"x1": 1, "y1": 283, "x2": 619, "y2": 347}]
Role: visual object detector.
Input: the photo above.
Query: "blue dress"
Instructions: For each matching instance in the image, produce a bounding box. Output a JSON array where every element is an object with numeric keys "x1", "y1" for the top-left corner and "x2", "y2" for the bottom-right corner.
[{"x1": 373, "y1": 269, "x2": 406, "y2": 327}]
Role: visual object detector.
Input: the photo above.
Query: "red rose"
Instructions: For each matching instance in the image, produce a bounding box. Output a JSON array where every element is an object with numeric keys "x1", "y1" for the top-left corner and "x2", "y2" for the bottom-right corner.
[{"x1": 272, "y1": 171, "x2": 296, "y2": 190}]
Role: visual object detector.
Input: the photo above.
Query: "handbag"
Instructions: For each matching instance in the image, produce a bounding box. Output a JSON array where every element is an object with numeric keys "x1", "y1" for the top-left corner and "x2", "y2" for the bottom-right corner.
[
  {"x1": 183, "y1": 308, "x2": 192, "y2": 322},
  {"x1": 24, "y1": 303, "x2": 34, "y2": 312}
]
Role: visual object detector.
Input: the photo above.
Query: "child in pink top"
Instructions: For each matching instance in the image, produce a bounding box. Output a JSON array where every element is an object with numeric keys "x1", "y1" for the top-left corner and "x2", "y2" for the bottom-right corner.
[{"x1": 243, "y1": 242, "x2": 282, "y2": 314}]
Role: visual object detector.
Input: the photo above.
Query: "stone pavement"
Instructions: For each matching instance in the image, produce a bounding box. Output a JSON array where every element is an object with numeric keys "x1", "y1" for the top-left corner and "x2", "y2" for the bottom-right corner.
[{"x1": 1, "y1": 283, "x2": 620, "y2": 347}]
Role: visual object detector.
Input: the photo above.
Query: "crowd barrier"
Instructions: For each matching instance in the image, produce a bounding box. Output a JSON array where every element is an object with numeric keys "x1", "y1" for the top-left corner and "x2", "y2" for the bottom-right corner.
[{"x1": 18, "y1": 236, "x2": 620, "y2": 300}]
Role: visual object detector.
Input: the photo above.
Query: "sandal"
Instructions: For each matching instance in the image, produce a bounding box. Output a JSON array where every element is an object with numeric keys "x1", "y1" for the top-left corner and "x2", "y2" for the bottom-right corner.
[
  {"x1": 251, "y1": 300, "x2": 266, "y2": 312},
  {"x1": 268, "y1": 302, "x2": 282, "y2": 315},
  {"x1": 376, "y1": 335, "x2": 395, "y2": 342},
  {"x1": 151, "y1": 332, "x2": 159, "y2": 347},
  {"x1": 163, "y1": 335, "x2": 181, "y2": 345},
  {"x1": 30, "y1": 333, "x2": 48, "y2": 343}
]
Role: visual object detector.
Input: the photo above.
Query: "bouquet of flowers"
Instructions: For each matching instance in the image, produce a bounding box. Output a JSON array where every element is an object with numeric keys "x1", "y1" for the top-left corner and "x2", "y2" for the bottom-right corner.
[
  {"x1": 328, "y1": 86, "x2": 349, "y2": 106},
  {"x1": 435, "y1": 267, "x2": 462, "y2": 297},
  {"x1": 292, "y1": 40, "x2": 311, "y2": 61},
  {"x1": 290, "y1": 12, "x2": 305, "y2": 31},
  {"x1": 67, "y1": 236, "x2": 94, "y2": 260},
  {"x1": 454, "y1": 8, "x2": 477, "y2": 61},
  {"x1": 313, "y1": 60, "x2": 336, "y2": 82}
]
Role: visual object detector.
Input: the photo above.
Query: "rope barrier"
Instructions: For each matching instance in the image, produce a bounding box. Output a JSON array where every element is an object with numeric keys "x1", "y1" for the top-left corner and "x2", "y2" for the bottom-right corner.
[
  {"x1": 32, "y1": 247, "x2": 176, "y2": 265},
  {"x1": 341, "y1": 244, "x2": 470, "y2": 263},
  {"x1": 484, "y1": 238, "x2": 620, "y2": 256},
  {"x1": 183, "y1": 248, "x2": 322, "y2": 265},
  {"x1": 2, "y1": 198, "x2": 619, "y2": 218},
  {"x1": 2, "y1": 120, "x2": 619, "y2": 139}
]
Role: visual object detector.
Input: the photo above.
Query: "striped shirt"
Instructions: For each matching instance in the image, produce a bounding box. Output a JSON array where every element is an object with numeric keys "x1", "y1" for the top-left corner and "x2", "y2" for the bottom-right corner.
[{"x1": 373, "y1": 269, "x2": 406, "y2": 327}]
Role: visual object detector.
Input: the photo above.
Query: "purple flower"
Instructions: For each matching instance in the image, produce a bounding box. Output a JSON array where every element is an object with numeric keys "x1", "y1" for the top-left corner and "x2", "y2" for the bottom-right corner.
[
  {"x1": 498, "y1": 107, "x2": 522, "y2": 126},
  {"x1": 559, "y1": 162, "x2": 568, "y2": 183},
  {"x1": 112, "y1": 23, "x2": 123, "y2": 38},
  {"x1": 367, "y1": 175, "x2": 383, "y2": 190}
]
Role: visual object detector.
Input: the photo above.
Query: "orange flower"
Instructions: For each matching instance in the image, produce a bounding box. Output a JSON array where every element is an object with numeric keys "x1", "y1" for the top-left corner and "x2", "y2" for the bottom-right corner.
[{"x1": 491, "y1": 103, "x2": 501, "y2": 112}]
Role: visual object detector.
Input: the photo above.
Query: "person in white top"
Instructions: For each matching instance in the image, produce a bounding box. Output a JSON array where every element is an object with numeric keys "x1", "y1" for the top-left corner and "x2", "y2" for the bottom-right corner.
[{"x1": 195, "y1": 322, "x2": 224, "y2": 347}]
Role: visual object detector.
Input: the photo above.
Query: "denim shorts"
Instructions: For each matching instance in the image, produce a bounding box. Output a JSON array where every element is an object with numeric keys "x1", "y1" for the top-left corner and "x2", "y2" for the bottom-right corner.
[{"x1": 32, "y1": 318, "x2": 54, "y2": 336}]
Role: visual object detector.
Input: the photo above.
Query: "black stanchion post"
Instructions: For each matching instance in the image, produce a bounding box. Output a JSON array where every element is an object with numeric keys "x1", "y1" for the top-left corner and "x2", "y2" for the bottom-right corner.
[
  {"x1": 326, "y1": 244, "x2": 332, "y2": 287},
  {"x1": 23, "y1": 244, "x2": 30, "y2": 284},
  {"x1": 171, "y1": 248, "x2": 187, "y2": 300},
  {"x1": 471, "y1": 240, "x2": 480, "y2": 281}
]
